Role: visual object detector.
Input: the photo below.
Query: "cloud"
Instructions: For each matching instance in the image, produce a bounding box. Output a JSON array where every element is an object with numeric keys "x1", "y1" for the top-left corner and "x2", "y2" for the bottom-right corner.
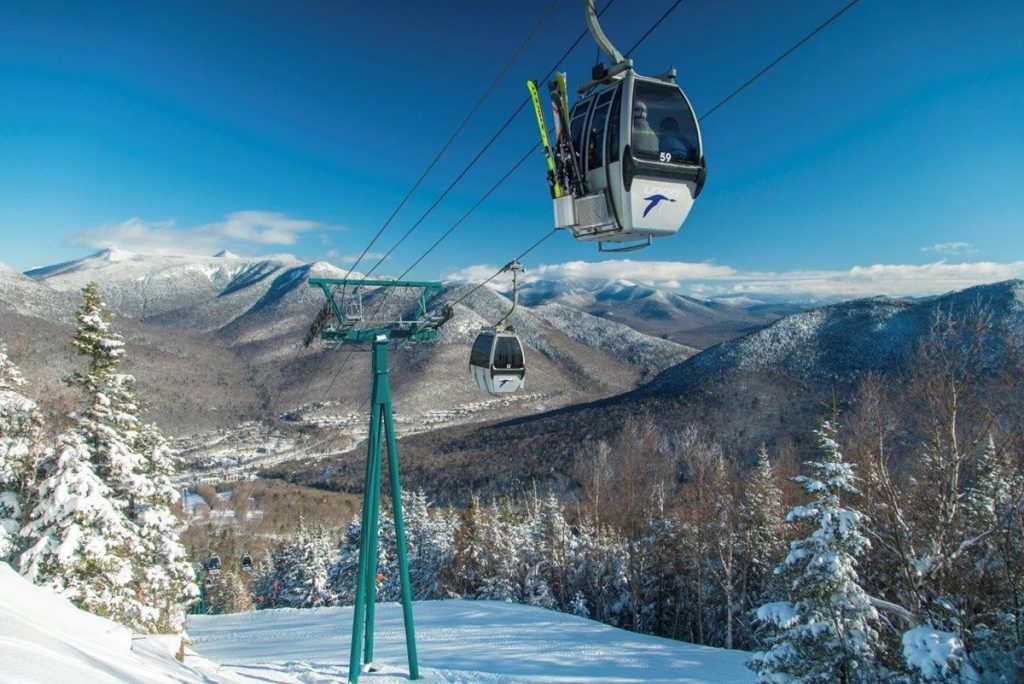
[
  {"x1": 72, "y1": 211, "x2": 326, "y2": 256},
  {"x1": 444, "y1": 258, "x2": 1024, "y2": 299},
  {"x1": 921, "y1": 241, "x2": 978, "y2": 255}
]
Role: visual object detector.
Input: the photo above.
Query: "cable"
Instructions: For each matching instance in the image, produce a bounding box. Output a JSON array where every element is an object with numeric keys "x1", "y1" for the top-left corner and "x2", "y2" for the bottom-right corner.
[
  {"x1": 340, "y1": 0, "x2": 562, "y2": 280},
  {"x1": 698, "y1": 0, "x2": 862, "y2": 122},
  {"x1": 397, "y1": 146, "x2": 536, "y2": 280},
  {"x1": 625, "y1": 0, "x2": 683, "y2": 56},
  {"x1": 314, "y1": 0, "x2": 861, "y2": 403},
  {"x1": 304, "y1": 1, "x2": 561, "y2": 401},
  {"x1": 445, "y1": 228, "x2": 560, "y2": 310},
  {"x1": 360, "y1": 0, "x2": 618, "y2": 281},
  {"x1": 387, "y1": 0, "x2": 862, "y2": 293},
  {"x1": 305, "y1": 0, "x2": 560, "y2": 352}
]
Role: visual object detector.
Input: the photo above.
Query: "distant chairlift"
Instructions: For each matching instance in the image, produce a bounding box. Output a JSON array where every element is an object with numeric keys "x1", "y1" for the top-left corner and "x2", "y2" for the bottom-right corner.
[{"x1": 469, "y1": 261, "x2": 526, "y2": 395}]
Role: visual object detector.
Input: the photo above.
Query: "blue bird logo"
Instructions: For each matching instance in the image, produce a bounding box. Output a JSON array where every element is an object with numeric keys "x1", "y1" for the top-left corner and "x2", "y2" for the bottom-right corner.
[{"x1": 642, "y1": 194, "x2": 676, "y2": 217}]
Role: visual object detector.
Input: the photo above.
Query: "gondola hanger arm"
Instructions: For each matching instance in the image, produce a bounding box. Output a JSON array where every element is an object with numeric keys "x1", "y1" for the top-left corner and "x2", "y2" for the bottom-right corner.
[{"x1": 496, "y1": 260, "x2": 523, "y2": 330}]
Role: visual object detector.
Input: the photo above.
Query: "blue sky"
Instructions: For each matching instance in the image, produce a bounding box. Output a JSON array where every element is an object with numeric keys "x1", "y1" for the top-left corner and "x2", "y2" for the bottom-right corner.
[{"x1": 2, "y1": 0, "x2": 1022, "y2": 297}]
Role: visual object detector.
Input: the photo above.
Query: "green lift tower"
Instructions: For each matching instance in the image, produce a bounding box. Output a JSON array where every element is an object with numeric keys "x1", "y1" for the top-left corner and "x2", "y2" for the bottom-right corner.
[{"x1": 304, "y1": 277, "x2": 450, "y2": 683}]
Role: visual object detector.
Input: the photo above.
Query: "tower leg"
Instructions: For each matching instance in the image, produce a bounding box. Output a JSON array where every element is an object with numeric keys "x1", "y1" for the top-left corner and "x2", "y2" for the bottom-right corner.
[
  {"x1": 348, "y1": 400, "x2": 381, "y2": 683},
  {"x1": 363, "y1": 406, "x2": 384, "y2": 665},
  {"x1": 384, "y1": 406, "x2": 420, "y2": 679},
  {"x1": 346, "y1": 336, "x2": 419, "y2": 682}
]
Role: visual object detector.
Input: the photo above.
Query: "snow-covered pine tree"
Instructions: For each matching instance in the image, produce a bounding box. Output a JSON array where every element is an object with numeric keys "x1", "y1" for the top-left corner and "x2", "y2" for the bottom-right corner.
[
  {"x1": 530, "y1": 492, "x2": 575, "y2": 609},
  {"x1": 68, "y1": 282, "x2": 147, "y2": 507},
  {"x1": 477, "y1": 498, "x2": 523, "y2": 602},
  {"x1": 276, "y1": 521, "x2": 337, "y2": 608},
  {"x1": 749, "y1": 421, "x2": 880, "y2": 684},
  {"x1": 19, "y1": 430, "x2": 142, "y2": 624},
  {"x1": 0, "y1": 337, "x2": 45, "y2": 563},
  {"x1": 329, "y1": 515, "x2": 363, "y2": 605},
  {"x1": 20, "y1": 283, "x2": 159, "y2": 630},
  {"x1": 740, "y1": 445, "x2": 786, "y2": 648},
  {"x1": 134, "y1": 423, "x2": 199, "y2": 632},
  {"x1": 575, "y1": 520, "x2": 630, "y2": 628},
  {"x1": 952, "y1": 435, "x2": 1024, "y2": 680},
  {"x1": 444, "y1": 496, "x2": 488, "y2": 597},
  {"x1": 635, "y1": 489, "x2": 681, "y2": 637},
  {"x1": 252, "y1": 551, "x2": 279, "y2": 609},
  {"x1": 403, "y1": 490, "x2": 455, "y2": 600}
]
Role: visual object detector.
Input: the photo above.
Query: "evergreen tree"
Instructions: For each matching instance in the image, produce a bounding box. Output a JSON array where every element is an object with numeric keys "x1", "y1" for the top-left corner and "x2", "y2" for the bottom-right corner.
[
  {"x1": 749, "y1": 421, "x2": 880, "y2": 684},
  {"x1": 134, "y1": 423, "x2": 199, "y2": 632},
  {"x1": 20, "y1": 283, "x2": 195, "y2": 633},
  {"x1": 477, "y1": 499, "x2": 522, "y2": 602},
  {"x1": 0, "y1": 337, "x2": 45, "y2": 562},
  {"x1": 403, "y1": 490, "x2": 455, "y2": 600},
  {"x1": 740, "y1": 445, "x2": 786, "y2": 647},
  {"x1": 68, "y1": 282, "x2": 146, "y2": 503},
  {"x1": 329, "y1": 516, "x2": 363, "y2": 605},
  {"x1": 276, "y1": 522, "x2": 338, "y2": 608},
  {"x1": 445, "y1": 496, "x2": 487, "y2": 596},
  {"x1": 19, "y1": 431, "x2": 143, "y2": 625}
]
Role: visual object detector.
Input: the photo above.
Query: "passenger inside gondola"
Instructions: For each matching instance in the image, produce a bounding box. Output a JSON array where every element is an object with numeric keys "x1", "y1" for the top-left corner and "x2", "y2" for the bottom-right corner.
[
  {"x1": 631, "y1": 100, "x2": 660, "y2": 156},
  {"x1": 658, "y1": 117, "x2": 695, "y2": 161},
  {"x1": 632, "y1": 80, "x2": 700, "y2": 164}
]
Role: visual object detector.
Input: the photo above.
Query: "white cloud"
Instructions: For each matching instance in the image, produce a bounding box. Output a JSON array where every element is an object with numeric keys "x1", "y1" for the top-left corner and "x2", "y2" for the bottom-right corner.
[
  {"x1": 72, "y1": 211, "x2": 326, "y2": 256},
  {"x1": 445, "y1": 258, "x2": 1024, "y2": 299},
  {"x1": 921, "y1": 241, "x2": 978, "y2": 255}
]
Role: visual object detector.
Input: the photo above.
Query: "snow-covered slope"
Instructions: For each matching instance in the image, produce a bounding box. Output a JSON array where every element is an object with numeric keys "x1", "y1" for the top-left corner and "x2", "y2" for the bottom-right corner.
[
  {"x1": 532, "y1": 301, "x2": 696, "y2": 378},
  {"x1": 188, "y1": 599, "x2": 753, "y2": 683},
  {"x1": 645, "y1": 279, "x2": 1024, "y2": 394},
  {"x1": 0, "y1": 261, "x2": 75, "y2": 322},
  {"x1": 6, "y1": 249, "x2": 708, "y2": 446},
  {"x1": 0, "y1": 562, "x2": 232, "y2": 683},
  {"x1": 371, "y1": 279, "x2": 1024, "y2": 501},
  {"x1": 25, "y1": 248, "x2": 316, "y2": 327},
  {"x1": 514, "y1": 278, "x2": 802, "y2": 348}
]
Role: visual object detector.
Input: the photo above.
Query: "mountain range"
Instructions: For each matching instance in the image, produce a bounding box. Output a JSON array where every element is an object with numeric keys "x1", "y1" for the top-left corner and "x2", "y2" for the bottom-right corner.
[
  {"x1": 8, "y1": 247, "x2": 1015, "y2": 499},
  {"x1": 294, "y1": 279, "x2": 1024, "y2": 502},
  {"x1": 0, "y1": 248, "x2": 759, "y2": 447}
]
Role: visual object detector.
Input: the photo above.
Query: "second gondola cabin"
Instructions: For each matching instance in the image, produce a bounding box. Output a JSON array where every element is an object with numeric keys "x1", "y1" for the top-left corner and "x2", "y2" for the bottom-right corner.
[{"x1": 469, "y1": 327, "x2": 525, "y2": 394}]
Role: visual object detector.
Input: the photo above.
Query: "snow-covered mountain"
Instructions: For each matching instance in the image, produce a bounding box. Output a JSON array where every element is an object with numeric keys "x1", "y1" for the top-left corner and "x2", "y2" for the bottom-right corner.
[
  {"x1": 2, "y1": 249, "x2": 698, "y2": 455},
  {"x1": 0, "y1": 260, "x2": 76, "y2": 322},
  {"x1": 361, "y1": 280, "x2": 1024, "y2": 501},
  {"x1": 512, "y1": 277, "x2": 806, "y2": 348}
]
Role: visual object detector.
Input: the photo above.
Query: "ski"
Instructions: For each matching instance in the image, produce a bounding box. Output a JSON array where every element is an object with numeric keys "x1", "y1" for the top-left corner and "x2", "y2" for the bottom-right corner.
[
  {"x1": 527, "y1": 79, "x2": 562, "y2": 200},
  {"x1": 548, "y1": 75, "x2": 587, "y2": 198}
]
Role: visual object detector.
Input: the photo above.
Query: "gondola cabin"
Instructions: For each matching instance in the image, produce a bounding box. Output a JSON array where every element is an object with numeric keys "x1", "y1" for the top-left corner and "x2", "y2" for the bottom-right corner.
[
  {"x1": 207, "y1": 555, "x2": 222, "y2": 576},
  {"x1": 240, "y1": 554, "x2": 253, "y2": 573},
  {"x1": 556, "y1": 70, "x2": 706, "y2": 251},
  {"x1": 469, "y1": 328, "x2": 525, "y2": 394}
]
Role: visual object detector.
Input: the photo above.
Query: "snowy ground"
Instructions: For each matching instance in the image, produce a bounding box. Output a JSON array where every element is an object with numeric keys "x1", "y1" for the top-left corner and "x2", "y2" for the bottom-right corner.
[
  {"x1": 188, "y1": 600, "x2": 754, "y2": 683},
  {"x1": 0, "y1": 561, "x2": 752, "y2": 683},
  {"x1": 0, "y1": 563, "x2": 230, "y2": 683}
]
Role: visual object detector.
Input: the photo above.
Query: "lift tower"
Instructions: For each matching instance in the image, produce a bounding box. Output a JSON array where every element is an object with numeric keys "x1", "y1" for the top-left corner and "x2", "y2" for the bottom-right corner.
[{"x1": 304, "y1": 277, "x2": 450, "y2": 683}]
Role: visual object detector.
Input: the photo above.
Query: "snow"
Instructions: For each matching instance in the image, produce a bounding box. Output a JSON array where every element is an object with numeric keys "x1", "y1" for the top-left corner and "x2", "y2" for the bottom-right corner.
[
  {"x1": 902, "y1": 626, "x2": 978, "y2": 681},
  {"x1": 0, "y1": 562, "x2": 231, "y2": 683},
  {"x1": 188, "y1": 600, "x2": 754, "y2": 683}
]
